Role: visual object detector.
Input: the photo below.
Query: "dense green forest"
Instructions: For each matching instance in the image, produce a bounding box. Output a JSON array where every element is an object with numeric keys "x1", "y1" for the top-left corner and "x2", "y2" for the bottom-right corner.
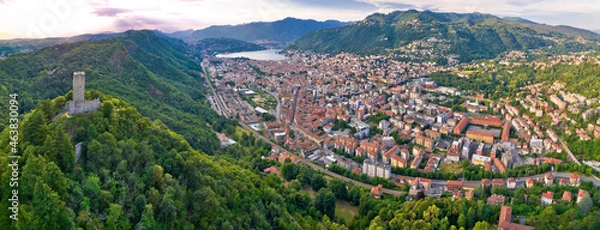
[
  {"x1": 0, "y1": 93, "x2": 358, "y2": 229},
  {"x1": 0, "y1": 30, "x2": 219, "y2": 153},
  {"x1": 289, "y1": 10, "x2": 600, "y2": 62}
]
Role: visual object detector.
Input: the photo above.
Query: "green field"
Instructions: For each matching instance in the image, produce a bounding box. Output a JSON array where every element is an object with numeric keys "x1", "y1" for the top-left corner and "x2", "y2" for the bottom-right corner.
[
  {"x1": 438, "y1": 163, "x2": 464, "y2": 174},
  {"x1": 335, "y1": 199, "x2": 359, "y2": 225}
]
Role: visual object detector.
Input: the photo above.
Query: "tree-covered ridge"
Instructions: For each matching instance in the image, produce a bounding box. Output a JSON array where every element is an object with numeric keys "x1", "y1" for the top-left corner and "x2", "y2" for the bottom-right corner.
[
  {"x1": 0, "y1": 30, "x2": 220, "y2": 153},
  {"x1": 429, "y1": 61, "x2": 600, "y2": 100},
  {"x1": 0, "y1": 33, "x2": 118, "y2": 58},
  {"x1": 0, "y1": 93, "x2": 348, "y2": 229},
  {"x1": 289, "y1": 10, "x2": 600, "y2": 62}
]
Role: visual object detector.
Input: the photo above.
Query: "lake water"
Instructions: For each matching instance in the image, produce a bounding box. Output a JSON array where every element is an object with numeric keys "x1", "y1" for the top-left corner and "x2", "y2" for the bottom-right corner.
[{"x1": 216, "y1": 49, "x2": 288, "y2": 61}]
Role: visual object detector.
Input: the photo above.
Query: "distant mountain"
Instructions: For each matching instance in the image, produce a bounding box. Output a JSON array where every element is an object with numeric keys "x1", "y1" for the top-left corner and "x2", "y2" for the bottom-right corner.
[
  {"x1": 0, "y1": 33, "x2": 117, "y2": 57},
  {"x1": 168, "y1": 17, "x2": 351, "y2": 47},
  {"x1": 189, "y1": 38, "x2": 265, "y2": 55},
  {"x1": 289, "y1": 10, "x2": 600, "y2": 62}
]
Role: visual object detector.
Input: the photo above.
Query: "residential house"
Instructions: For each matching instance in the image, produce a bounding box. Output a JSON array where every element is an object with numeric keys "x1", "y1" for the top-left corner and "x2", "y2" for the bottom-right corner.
[
  {"x1": 391, "y1": 155, "x2": 408, "y2": 168},
  {"x1": 577, "y1": 189, "x2": 588, "y2": 203},
  {"x1": 465, "y1": 190, "x2": 474, "y2": 200},
  {"x1": 541, "y1": 191, "x2": 554, "y2": 205},
  {"x1": 263, "y1": 166, "x2": 281, "y2": 177},
  {"x1": 506, "y1": 178, "x2": 516, "y2": 189},
  {"x1": 544, "y1": 173, "x2": 554, "y2": 186},
  {"x1": 371, "y1": 184, "x2": 383, "y2": 199},
  {"x1": 492, "y1": 178, "x2": 505, "y2": 188},
  {"x1": 447, "y1": 180, "x2": 463, "y2": 191},
  {"x1": 526, "y1": 178, "x2": 535, "y2": 188},
  {"x1": 563, "y1": 191, "x2": 572, "y2": 203},
  {"x1": 482, "y1": 179, "x2": 492, "y2": 188},
  {"x1": 487, "y1": 194, "x2": 506, "y2": 205},
  {"x1": 570, "y1": 174, "x2": 581, "y2": 187},
  {"x1": 498, "y1": 206, "x2": 534, "y2": 230}
]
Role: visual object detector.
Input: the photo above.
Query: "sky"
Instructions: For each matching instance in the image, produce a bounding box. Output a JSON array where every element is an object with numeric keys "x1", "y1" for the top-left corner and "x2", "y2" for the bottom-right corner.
[{"x1": 0, "y1": 0, "x2": 599, "y2": 39}]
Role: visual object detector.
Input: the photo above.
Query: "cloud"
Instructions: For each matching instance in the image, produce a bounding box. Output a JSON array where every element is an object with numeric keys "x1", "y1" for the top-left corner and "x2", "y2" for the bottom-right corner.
[
  {"x1": 374, "y1": 2, "x2": 414, "y2": 9},
  {"x1": 94, "y1": 7, "x2": 131, "y2": 17},
  {"x1": 284, "y1": 0, "x2": 378, "y2": 11},
  {"x1": 112, "y1": 15, "x2": 180, "y2": 32},
  {"x1": 362, "y1": 0, "x2": 600, "y2": 15}
]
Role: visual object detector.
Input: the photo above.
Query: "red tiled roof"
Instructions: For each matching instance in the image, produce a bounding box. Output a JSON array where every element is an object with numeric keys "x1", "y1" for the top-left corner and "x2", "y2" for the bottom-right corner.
[
  {"x1": 563, "y1": 191, "x2": 572, "y2": 201},
  {"x1": 542, "y1": 191, "x2": 554, "y2": 200},
  {"x1": 371, "y1": 184, "x2": 383, "y2": 196}
]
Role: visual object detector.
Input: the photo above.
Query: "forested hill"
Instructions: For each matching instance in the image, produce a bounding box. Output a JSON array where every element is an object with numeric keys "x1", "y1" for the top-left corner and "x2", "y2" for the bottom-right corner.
[
  {"x1": 0, "y1": 33, "x2": 117, "y2": 58},
  {"x1": 0, "y1": 93, "x2": 337, "y2": 229},
  {"x1": 0, "y1": 30, "x2": 221, "y2": 153},
  {"x1": 289, "y1": 10, "x2": 600, "y2": 62}
]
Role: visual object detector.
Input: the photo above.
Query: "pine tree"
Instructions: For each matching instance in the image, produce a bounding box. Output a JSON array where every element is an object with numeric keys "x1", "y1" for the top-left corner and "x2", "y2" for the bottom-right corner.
[
  {"x1": 21, "y1": 110, "x2": 49, "y2": 147},
  {"x1": 315, "y1": 188, "x2": 336, "y2": 219},
  {"x1": 31, "y1": 182, "x2": 74, "y2": 229},
  {"x1": 578, "y1": 192, "x2": 593, "y2": 215}
]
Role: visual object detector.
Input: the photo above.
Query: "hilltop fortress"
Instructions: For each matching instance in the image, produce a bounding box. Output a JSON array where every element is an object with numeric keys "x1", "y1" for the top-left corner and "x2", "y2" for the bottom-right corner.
[{"x1": 66, "y1": 71, "x2": 101, "y2": 115}]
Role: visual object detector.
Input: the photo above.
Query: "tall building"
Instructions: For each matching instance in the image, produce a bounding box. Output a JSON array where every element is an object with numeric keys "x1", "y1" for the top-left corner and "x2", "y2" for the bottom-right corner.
[
  {"x1": 362, "y1": 159, "x2": 391, "y2": 179},
  {"x1": 68, "y1": 71, "x2": 102, "y2": 115}
]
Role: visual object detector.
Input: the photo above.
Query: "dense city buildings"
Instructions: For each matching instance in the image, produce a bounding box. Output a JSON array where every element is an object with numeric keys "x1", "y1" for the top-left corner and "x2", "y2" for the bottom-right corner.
[{"x1": 204, "y1": 47, "x2": 600, "y2": 206}]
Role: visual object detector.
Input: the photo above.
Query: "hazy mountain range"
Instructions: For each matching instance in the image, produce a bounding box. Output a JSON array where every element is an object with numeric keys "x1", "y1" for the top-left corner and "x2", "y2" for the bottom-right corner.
[{"x1": 167, "y1": 17, "x2": 351, "y2": 47}]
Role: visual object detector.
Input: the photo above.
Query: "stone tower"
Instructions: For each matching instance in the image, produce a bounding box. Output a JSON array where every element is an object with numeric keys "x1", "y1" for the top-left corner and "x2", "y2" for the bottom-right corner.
[
  {"x1": 73, "y1": 71, "x2": 85, "y2": 108},
  {"x1": 68, "y1": 71, "x2": 101, "y2": 115}
]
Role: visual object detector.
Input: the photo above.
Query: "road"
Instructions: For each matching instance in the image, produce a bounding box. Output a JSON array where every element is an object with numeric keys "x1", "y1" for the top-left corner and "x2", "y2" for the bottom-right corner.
[
  {"x1": 238, "y1": 122, "x2": 406, "y2": 196},
  {"x1": 289, "y1": 85, "x2": 301, "y2": 126},
  {"x1": 260, "y1": 86, "x2": 281, "y2": 123},
  {"x1": 422, "y1": 172, "x2": 600, "y2": 187},
  {"x1": 202, "y1": 63, "x2": 231, "y2": 118}
]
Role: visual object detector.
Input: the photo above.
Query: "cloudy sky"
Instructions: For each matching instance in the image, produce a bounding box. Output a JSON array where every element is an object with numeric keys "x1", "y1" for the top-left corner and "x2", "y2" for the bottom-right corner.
[{"x1": 0, "y1": 0, "x2": 599, "y2": 39}]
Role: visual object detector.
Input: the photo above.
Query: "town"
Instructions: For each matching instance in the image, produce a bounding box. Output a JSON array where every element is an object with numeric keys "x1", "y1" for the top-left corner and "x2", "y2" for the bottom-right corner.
[{"x1": 203, "y1": 48, "x2": 600, "y2": 228}]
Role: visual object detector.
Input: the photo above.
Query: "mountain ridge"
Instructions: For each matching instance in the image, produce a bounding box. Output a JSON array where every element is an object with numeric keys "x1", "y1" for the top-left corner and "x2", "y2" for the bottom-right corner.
[
  {"x1": 0, "y1": 32, "x2": 118, "y2": 57},
  {"x1": 289, "y1": 10, "x2": 600, "y2": 62},
  {"x1": 167, "y1": 17, "x2": 351, "y2": 47}
]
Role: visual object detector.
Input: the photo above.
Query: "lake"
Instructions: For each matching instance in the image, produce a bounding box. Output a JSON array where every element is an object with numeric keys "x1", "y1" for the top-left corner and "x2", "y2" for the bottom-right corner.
[{"x1": 216, "y1": 49, "x2": 288, "y2": 61}]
